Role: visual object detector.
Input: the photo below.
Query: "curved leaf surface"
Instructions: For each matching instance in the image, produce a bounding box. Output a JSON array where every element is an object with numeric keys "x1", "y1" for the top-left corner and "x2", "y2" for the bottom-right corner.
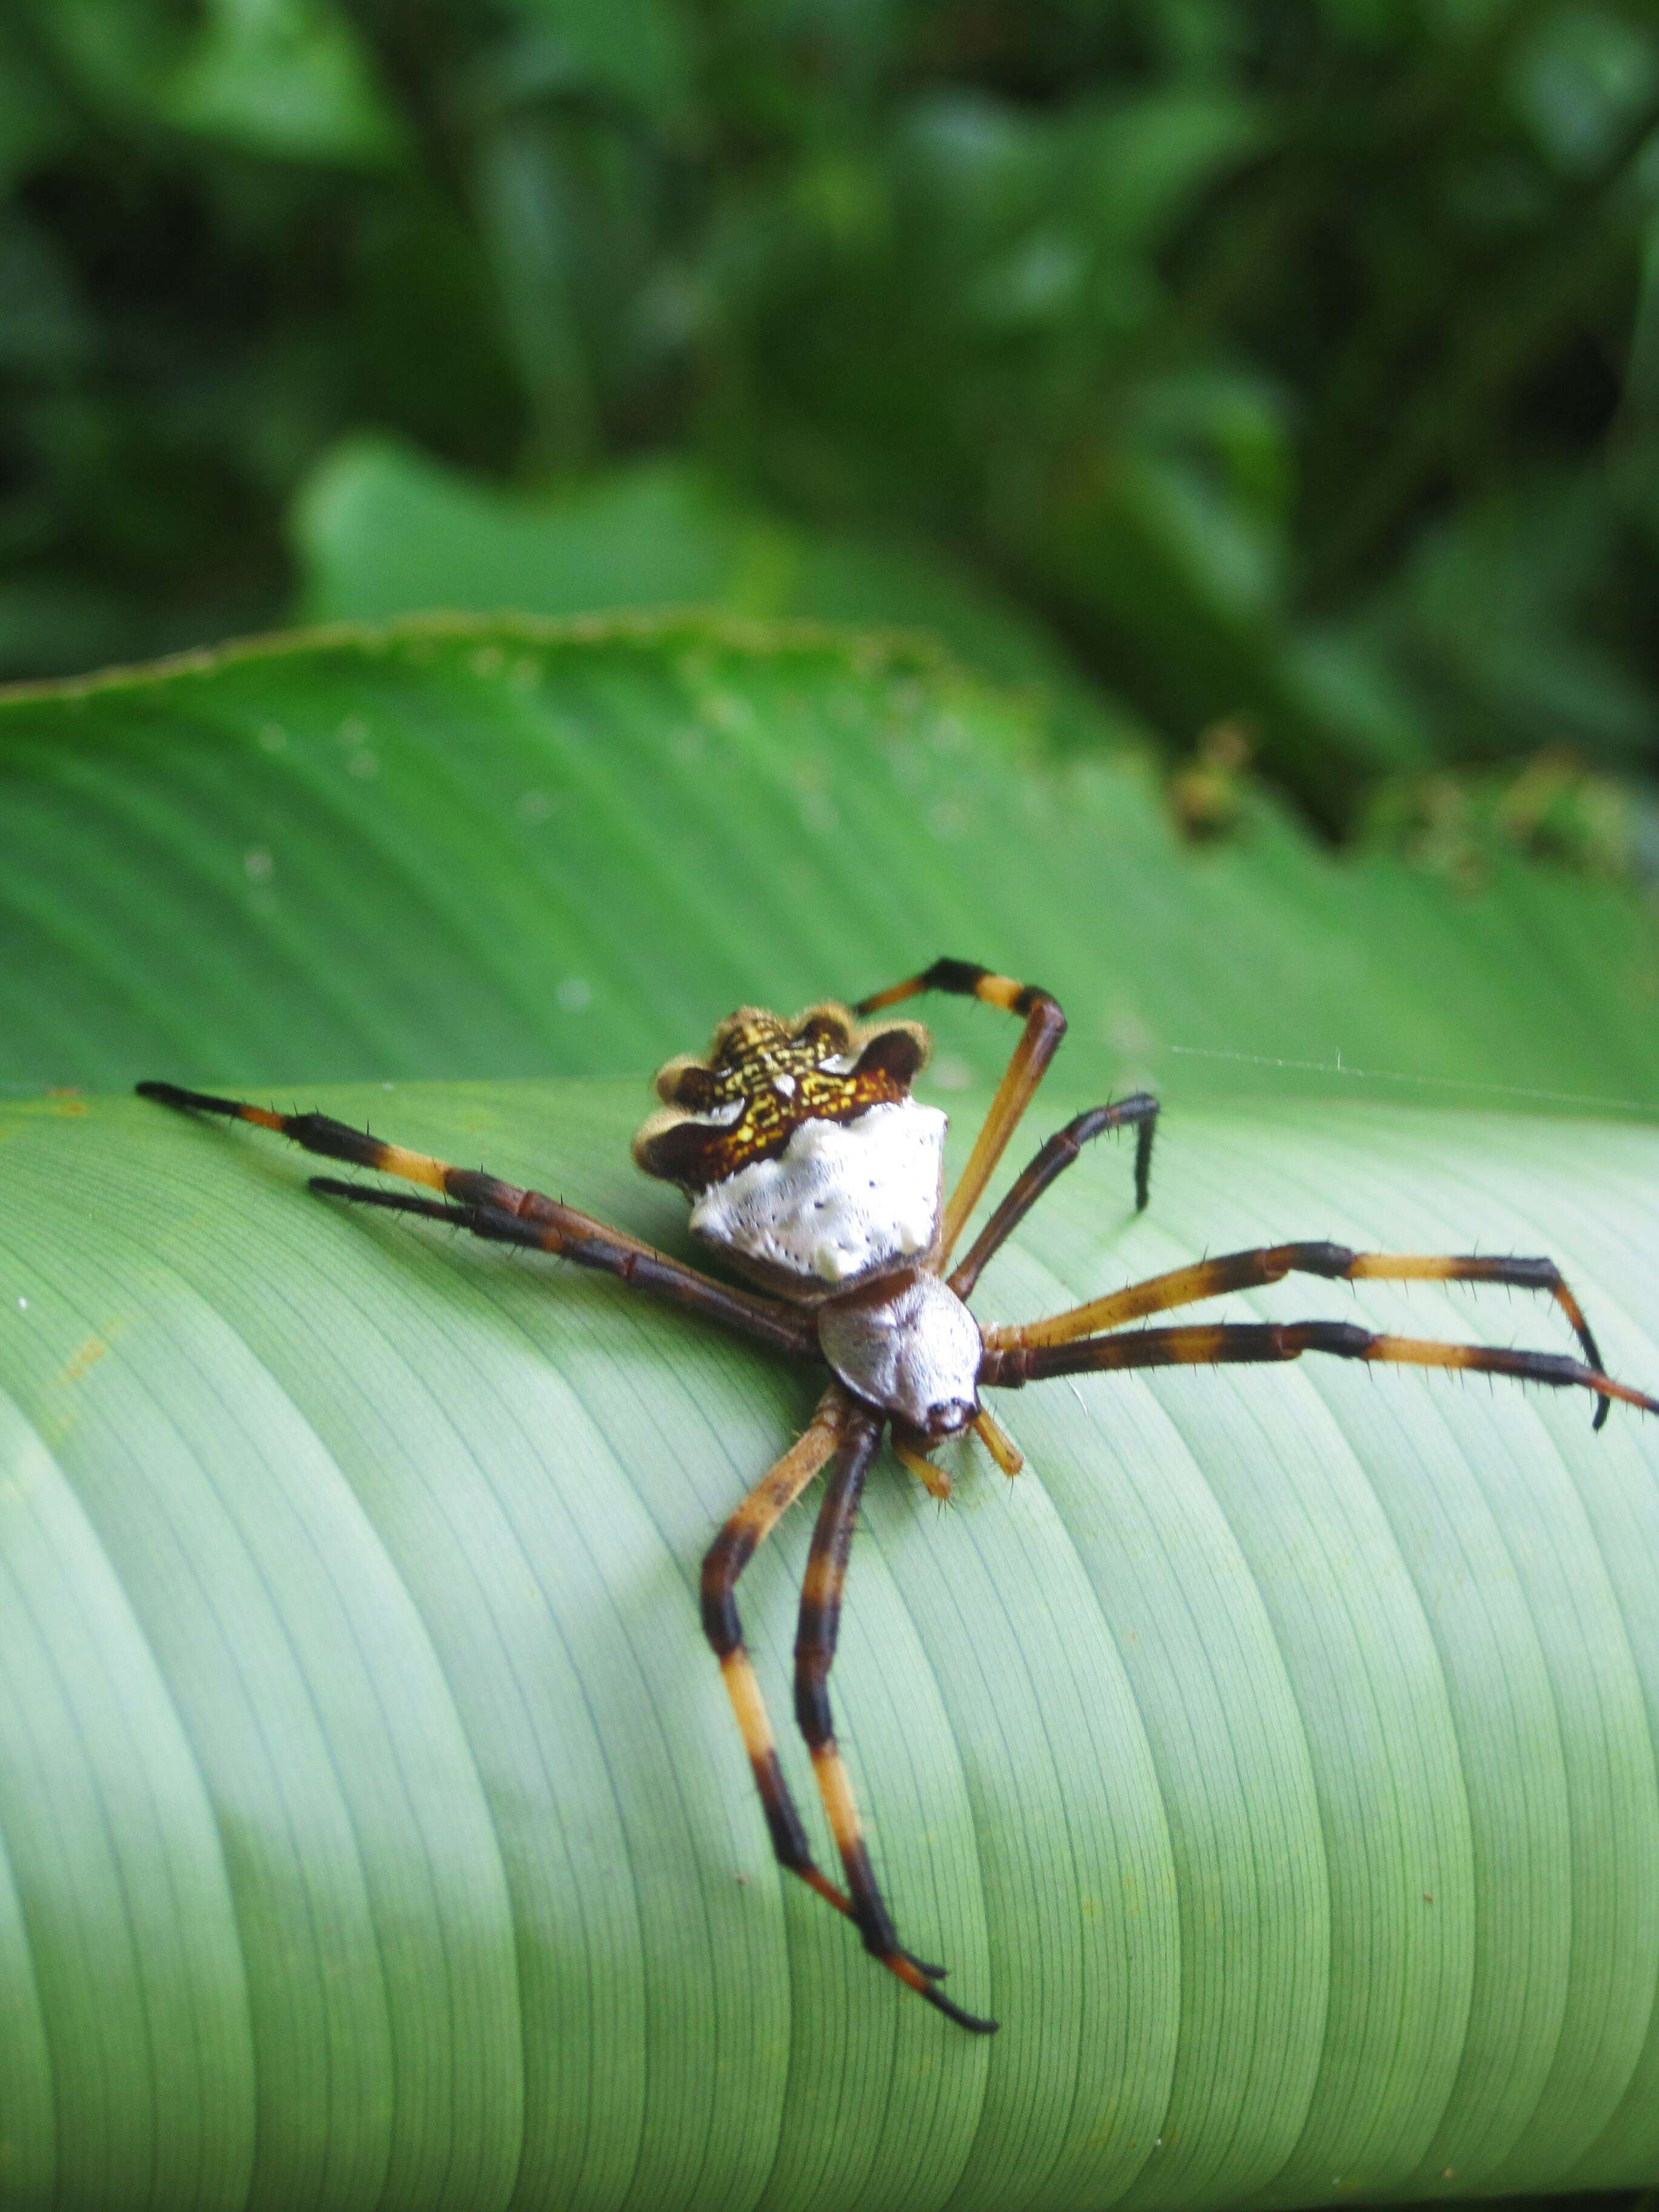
[
  {"x1": 0, "y1": 1081, "x2": 1655, "y2": 2211},
  {"x1": 2, "y1": 615, "x2": 1658, "y2": 1110},
  {"x1": 291, "y1": 440, "x2": 1103, "y2": 716}
]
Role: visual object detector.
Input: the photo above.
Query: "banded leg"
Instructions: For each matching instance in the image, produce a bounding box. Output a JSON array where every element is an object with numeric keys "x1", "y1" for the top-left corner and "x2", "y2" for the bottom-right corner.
[
  {"x1": 981, "y1": 1319, "x2": 1659, "y2": 1420},
  {"x1": 702, "y1": 1393, "x2": 876, "y2": 1929},
  {"x1": 856, "y1": 958, "x2": 1067, "y2": 1264},
  {"x1": 950, "y1": 1097, "x2": 1159, "y2": 1299},
  {"x1": 983, "y1": 1242, "x2": 1618, "y2": 1426},
  {"x1": 794, "y1": 1402, "x2": 998, "y2": 2033},
  {"x1": 137, "y1": 1081, "x2": 815, "y2": 1358}
]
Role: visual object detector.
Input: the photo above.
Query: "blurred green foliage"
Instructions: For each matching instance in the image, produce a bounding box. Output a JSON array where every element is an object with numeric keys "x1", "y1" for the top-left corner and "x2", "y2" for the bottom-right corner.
[{"x1": 4, "y1": 0, "x2": 1659, "y2": 828}]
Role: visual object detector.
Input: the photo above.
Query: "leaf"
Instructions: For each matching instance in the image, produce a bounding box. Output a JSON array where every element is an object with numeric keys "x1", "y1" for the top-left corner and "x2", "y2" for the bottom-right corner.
[
  {"x1": 1061, "y1": 88, "x2": 1269, "y2": 255},
  {"x1": 491, "y1": 0, "x2": 692, "y2": 121},
  {"x1": 293, "y1": 441, "x2": 763, "y2": 624},
  {"x1": 1364, "y1": 470, "x2": 1659, "y2": 769},
  {"x1": 291, "y1": 437, "x2": 1107, "y2": 711},
  {"x1": 0, "y1": 1078, "x2": 1656, "y2": 2208},
  {"x1": 164, "y1": 0, "x2": 405, "y2": 169},
  {"x1": 0, "y1": 18, "x2": 71, "y2": 195},
  {"x1": 3, "y1": 613, "x2": 1659, "y2": 1107},
  {"x1": 4, "y1": 615, "x2": 1659, "y2": 2202}
]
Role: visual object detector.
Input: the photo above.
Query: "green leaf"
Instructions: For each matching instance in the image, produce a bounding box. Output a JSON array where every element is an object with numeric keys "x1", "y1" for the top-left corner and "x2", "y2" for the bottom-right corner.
[
  {"x1": 293, "y1": 441, "x2": 760, "y2": 624},
  {"x1": 491, "y1": 0, "x2": 692, "y2": 121},
  {"x1": 0, "y1": 1079, "x2": 1656, "y2": 2205},
  {"x1": 0, "y1": 18, "x2": 72, "y2": 194},
  {"x1": 2, "y1": 614, "x2": 1658, "y2": 1107},
  {"x1": 1366, "y1": 471, "x2": 1659, "y2": 769},
  {"x1": 1062, "y1": 88, "x2": 1269, "y2": 255},
  {"x1": 165, "y1": 0, "x2": 404, "y2": 169},
  {"x1": 3, "y1": 615, "x2": 1659, "y2": 2202},
  {"x1": 291, "y1": 437, "x2": 1109, "y2": 712}
]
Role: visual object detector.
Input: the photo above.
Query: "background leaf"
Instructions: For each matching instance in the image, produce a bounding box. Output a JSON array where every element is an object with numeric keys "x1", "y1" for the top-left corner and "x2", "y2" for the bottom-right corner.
[
  {"x1": 164, "y1": 0, "x2": 405, "y2": 169},
  {"x1": 2, "y1": 615, "x2": 1658, "y2": 1106},
  {"x1": 292, "y1": 437, "x2": 1111, "y2": 718},
  {"x1": 7, "y1": 0, "x2": 1658, "y2": 834}
]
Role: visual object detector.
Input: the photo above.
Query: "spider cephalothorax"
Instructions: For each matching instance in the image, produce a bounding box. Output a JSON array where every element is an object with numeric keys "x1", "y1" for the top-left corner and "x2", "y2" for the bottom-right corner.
[{"x1": 137, "y1": 954, "x2": 1659, "y2": 2037}]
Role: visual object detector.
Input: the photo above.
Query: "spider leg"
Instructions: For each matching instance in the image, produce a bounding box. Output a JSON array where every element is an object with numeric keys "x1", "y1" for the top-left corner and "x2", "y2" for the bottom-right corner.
[
  {"x1": 973, "y1": 1406, "x2": 1024, "y2": 1476},
  {"x1": 702, "y1": 1392, "x2": 914, "y2": 1936},
  {"x1": 794, "y1": 1401, "x2": 997, "y2": 2033},
  {"x1": 855, "y1": 958, "x2": 1068, "y2": 1264},
  {"x1": 950, "y1": 1097, "x2": 1159, "y2": 1298},
  {"x1": 138, "y1": 1081, "x2": 815, "y2": 1358},
  {"x1": 894, "y1": 1413, "x2": 1021, "y2": 1492},
  {"x1": 983, "y1": 1242, "x2": 1621, "y2": 1426},
  {"x1": 706, "y1": 1398, "x2": 952, "y2": 1977},
  {"x1": 892, "y1": 1438, "x2": 953, "y2": 1501},
  {"x1": 980, "y1": 1319, "x2": 1659, "y2": 1421}
]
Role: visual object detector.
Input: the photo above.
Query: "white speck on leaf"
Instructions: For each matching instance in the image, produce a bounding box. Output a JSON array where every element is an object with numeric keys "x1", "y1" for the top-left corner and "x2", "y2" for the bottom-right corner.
[{"x1": 557, "y1": 977, "x2": 592, "y2": 1013}]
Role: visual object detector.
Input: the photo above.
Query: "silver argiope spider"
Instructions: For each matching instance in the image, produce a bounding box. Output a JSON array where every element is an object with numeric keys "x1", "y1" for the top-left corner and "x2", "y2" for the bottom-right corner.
[{"x1": 138, "y1": 956, "x2": 1658, "y2": 2034}]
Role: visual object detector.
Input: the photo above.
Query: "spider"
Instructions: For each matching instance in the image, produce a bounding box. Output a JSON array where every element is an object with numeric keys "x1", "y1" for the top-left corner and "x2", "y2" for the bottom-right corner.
[{"x1": 138, "y1": 956, "x2": 1658, "y2": 2036}]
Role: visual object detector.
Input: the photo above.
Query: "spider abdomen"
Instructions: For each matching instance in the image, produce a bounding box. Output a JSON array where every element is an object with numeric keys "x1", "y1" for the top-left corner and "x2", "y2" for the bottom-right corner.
[
  {"x1": 689, "y1": 1099, "x2": 947, "y2": 1290},
  {"x1": 818, "y1": 1272, "x2": 982, "y2": 1438}
]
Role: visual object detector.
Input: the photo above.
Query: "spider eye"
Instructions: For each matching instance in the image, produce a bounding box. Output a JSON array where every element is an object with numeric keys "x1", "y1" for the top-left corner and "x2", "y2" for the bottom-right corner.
[{"x1": 927, "y1": 1398, "x2": 975, "y2": 1439}]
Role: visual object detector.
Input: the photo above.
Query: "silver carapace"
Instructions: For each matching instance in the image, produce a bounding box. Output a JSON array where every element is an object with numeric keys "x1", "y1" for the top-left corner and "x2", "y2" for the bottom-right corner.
[{"x1": 136, "y1": 956, "x2": 1654, "y2": 2037}]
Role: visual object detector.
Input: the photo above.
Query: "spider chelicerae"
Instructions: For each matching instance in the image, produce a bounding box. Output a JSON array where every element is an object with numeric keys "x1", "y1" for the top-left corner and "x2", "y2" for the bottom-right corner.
[{"x1": 138, "y1": 956, "x2": 1658, "y2": 2035}]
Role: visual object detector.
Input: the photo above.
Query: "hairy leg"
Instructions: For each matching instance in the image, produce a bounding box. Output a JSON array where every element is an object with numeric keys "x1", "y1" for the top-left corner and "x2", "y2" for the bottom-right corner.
[
  {"x1": 950, "y1": 1098, "x2": 1159, "y2": 1299},
  {"x1": 139, "y1": 1080, "x2": 816, "y2": 1357},
  {"x1": 983, "y1": 1241, "x2": 1618, "y2": 1424},
  {"x1": 855, "y1": 958, "x2": 1067, "y2": 1264},
  {"x1": 701, "y1": 1390, "x2": 936, "y2": 1946},
  {"x1": 982, "y1": 1318, "x2": 1658, "y2": 1421},
  {"x1": 794, "y1": 1401, "x2": 997, "y2": 2032}
]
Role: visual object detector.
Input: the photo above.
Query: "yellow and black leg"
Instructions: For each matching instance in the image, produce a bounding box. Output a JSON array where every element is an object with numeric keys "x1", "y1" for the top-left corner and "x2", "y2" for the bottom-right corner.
[
  {"x1": 982, "y1": 1318, "x2": 1659, "y2": 1421},
  {"x1": 702, "y1": 1392, "x2": 955, "y2": 1995},
  {"x1": 855, "y1": 958, "x2": 1069, "y2": 1263},
  {"x1": 136, "y1": 1080, "x2": 817, "y2": 1357},
  {"x1": 793, "y1": 1401, "x2": 997, "y2": 2033},
  {"x1": 702, "y1": 1395, "x2": 863, "y2": 1912},
  {"x1": 982, "y1": 1241, "x2": 1625, "y2": 1426},
  {"x1": 950, "y1": 1097, "x2": 1159, "y2": 1299}
]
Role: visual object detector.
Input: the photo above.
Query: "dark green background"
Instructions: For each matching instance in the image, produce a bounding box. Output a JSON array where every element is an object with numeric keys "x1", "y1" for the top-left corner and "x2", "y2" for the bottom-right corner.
[{"x1": 5, "y1": 0, "x2": 1659, "y2": 846}]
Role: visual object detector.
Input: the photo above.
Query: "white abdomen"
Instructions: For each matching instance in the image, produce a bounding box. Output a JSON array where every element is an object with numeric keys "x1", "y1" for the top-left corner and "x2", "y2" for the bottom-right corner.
[{"x1": 689, "y1": 1099, "x2": 946, "y2": 1288}]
